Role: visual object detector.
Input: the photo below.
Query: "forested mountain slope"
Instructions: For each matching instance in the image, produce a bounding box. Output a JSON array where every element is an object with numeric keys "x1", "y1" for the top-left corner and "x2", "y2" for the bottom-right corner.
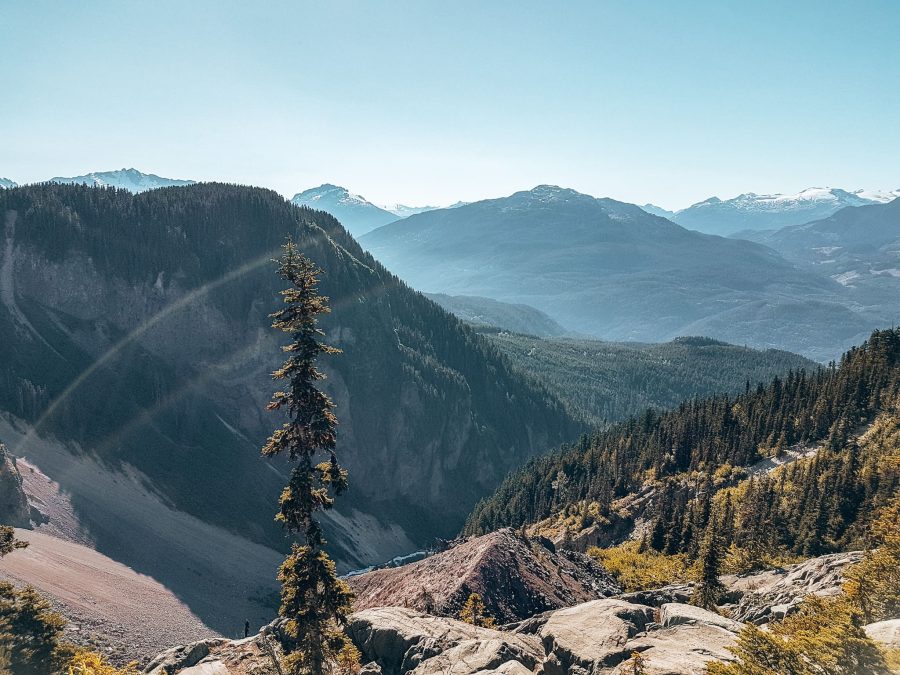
[
  {"x1": 480, "y1": 332, "x2": 817, "y2": 426},
  {"x1": 425, "y1": 294, "x2": 568, "y2": 337},
  {"x1": 465, "y1": 329, "x2": 900, "y2": 563},
  {"x1": 0, "y1": 184, "x2": 578, "y2": 586}
]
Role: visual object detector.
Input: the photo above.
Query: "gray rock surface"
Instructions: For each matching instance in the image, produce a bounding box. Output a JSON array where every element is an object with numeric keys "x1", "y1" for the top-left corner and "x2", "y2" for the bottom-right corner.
[
  {"x1": 410, "y1": 638, "x2": 538, "y2": 675},
  {"x1": 659, "y1": 603, "x2": 743, "y2": 633},
  {"x1": 538, "y1": 599, "x2": 654, "y2": 673},
  {"x1": 618, "y1": 624, "x2": 738, "y2": 674},
  {"x1": 144, "y1": 639, "x2": 229, "y2": 674},
  {"x1": 348, "y1": 607, "x2": 542, "y2": 675},
  {"x1": 726, "y1": 551, "x2": 862, "y2": 624},
  {"x1": 619, "y1": 585, "x2": 693, "y2": 608},
  {"x1": 0, "y1": 443, "x2": 29, "y2": 526},
  {"x1": 865, "y1": 619, "x2": 900, "y2": 649}
]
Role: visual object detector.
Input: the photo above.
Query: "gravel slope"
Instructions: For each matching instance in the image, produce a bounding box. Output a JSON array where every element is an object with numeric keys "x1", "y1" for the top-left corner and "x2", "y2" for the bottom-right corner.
[{"x1": 0, "y1": 529, "x2": 220, "y2": 665}]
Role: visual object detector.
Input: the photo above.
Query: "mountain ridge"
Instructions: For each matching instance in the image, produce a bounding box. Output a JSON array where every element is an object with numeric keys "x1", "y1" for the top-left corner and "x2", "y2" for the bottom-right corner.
[
  {"x1": 671, "y1": 186, "x2": 900, "y2": 235},
  {"x1": 48, "y1": 167, "x2": 195, "y2": 192},
  {"x1": 291, "y1": 183, "x2": 400, "y2": 237}
]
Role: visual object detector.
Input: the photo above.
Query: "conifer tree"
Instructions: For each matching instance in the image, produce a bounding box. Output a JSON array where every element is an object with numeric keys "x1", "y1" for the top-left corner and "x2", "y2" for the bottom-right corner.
[
  {"x1": 262, "y1": 240, "x2": 355, "y2": 675},
  {"x1": 459, "y1": 593, "x2": 496, "y2": 628},
  {"x1": 0, "y1": 583, "x2": 71, "y2": 674},
  {"x1": 0, "y1": 526, "x2": 26, "y2": 558},
  {"x1": 692, "y1": 523, "x2": 725, "y2": 611},
  {"x1": 627, "y1": 650, "x2": 647, "y2": 675}
]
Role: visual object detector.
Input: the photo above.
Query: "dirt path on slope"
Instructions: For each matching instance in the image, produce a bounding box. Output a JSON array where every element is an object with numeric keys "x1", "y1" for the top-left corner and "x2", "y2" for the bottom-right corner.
[{"x1": 0, "y1": 529, "x2": 220, "y2": 665}]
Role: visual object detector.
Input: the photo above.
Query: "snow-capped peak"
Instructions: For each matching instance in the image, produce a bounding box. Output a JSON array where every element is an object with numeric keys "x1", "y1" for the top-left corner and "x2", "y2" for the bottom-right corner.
[
  {"x1": 292, "y1": 184, "x2": 374, "y2": 208},
  {"x1": 851, "y1": 188, "x2": 900, "y2": 203},
  {"x1": 683, "y1": 187, "x2": 891, "y2": 213},
  {"x1": 48, "y1": 168, "x2": 194, "y2": 193}
]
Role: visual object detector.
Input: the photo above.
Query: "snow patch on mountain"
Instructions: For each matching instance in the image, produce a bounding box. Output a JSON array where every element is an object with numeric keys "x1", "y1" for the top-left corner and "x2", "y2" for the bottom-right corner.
[
  {"x1": 48, "y1": 168, "x2": 194, "y2": 193},
  {"x1": 0, "y1": 178, "x2": 17, "y2": 189},
  {"x1": 687, "y1": 187, "x2": 873, "y2": 213},
  {"x1": 640, "y1": 204, "x2": 676, "y2": 219},
  {"x1": 675, "y1": 186, "x2": 900, "y2": 235},
  {"x1": 291, "y1": 184, "x2": 400, "y2": 237},
  {"x1": 382, "y1": 203, "x2": 440, "y2": 218}
]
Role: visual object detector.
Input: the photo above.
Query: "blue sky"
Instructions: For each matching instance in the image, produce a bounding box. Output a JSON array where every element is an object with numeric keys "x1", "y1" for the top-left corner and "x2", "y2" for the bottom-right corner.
[{"x1": 1, "y1": 0, "x2": 898, "y2": 209}]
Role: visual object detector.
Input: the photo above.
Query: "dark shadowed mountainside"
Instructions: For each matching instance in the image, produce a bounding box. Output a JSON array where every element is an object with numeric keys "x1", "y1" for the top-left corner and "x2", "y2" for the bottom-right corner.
[{"x1": 0, "y1": 182, "x2": 579, "y2": 627}]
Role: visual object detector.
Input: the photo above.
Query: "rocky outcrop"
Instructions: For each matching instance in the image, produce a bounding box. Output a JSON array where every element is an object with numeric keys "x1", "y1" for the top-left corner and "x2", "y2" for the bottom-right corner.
[
  {"x1": 0, "y1": 442, "x2": 29, "y2": 526},
  {"x1": 619, "y1": 622, "x2": 738, "y2": 675},
  {"x1": 725, "y1": 551, "x2": 862, "y2": 624},
  {"x1": 348, "y1": 600, "x2": 739, "y2": 675},
  {"x1": 145, "y1": 598, "x2": 745, "y2": 675},
  {"x1": 143, "y1": 630, "x2": 288, "y2": 675},
  {"x1": 144, "y1": 639, "x2": 231, "y2": 674},
  {"x1": 619, "y1": 584, "x2": 693, "y2": 608},
  {"x1": 659, "y1": 603, "x2": 743, "y2": 633},
  {"x1": 348, "y1": 529, "x2": 620, "y2": 624},
  {"x1": 348, "y1": 607, "x2": 543, "y2": 675},
  {"x1": 538, "y1": 599, "x2": 654, "y2": 672}
]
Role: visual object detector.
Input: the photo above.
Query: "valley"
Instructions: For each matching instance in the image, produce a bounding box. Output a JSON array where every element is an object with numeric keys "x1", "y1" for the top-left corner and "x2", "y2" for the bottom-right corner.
[
  {"x1": 0, "y1": 179, "x2": 897, "y2": 673},
  {"x1": 4, "y1": 5, "x2": 899, "y2": 672}
]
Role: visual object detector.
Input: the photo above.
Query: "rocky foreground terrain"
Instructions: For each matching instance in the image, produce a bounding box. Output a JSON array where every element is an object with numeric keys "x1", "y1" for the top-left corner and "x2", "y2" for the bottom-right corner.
[
  {"x1": 145, "y1": 600, "x2": 900, "y2": 675},
  {"x1": 138, "y1": 536, "x2": 898, "y2": 674}
]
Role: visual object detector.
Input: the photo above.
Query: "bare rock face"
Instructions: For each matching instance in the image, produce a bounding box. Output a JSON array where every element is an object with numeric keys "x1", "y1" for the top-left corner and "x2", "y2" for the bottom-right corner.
[
  {"x1": 725, "y1": 551, "x2": 863, "y2": 624},
  {"x1": 143, "y1": 631, "x2": 287, "y2": 675},
  {"x1": 410, "y1": 638, "x2": 538, "y2": 675},
  {"x1": 538, "y1": 599, "x2": 654, "y2": 673},
  {"x1": 659, "y1": 603, "x2": 743, "y2": 633},
  {"x1": 348, "y1": 529, "x2": 620, "y2": 624},
  {"x1": 619, "y1": 584, "x2": 693, "y2": 608},
  {"x1": 347, "y1": 607, "x2": 543, "y2": 675},
  {"x1": 143, "y1": 639, "x2": 231, "y2": 674},
  {"x1": 865, "y1": 619, "x2": 900, "y2": 650},
  {"x1": 145, "y1": 599, "x2": 745, "y2": 675},
  {"x1": 0, "y1": 442, "x2": 29, "y2": 526},
  {"x1": 619, "y1": 623, "x2": 738, "y2": 675}
]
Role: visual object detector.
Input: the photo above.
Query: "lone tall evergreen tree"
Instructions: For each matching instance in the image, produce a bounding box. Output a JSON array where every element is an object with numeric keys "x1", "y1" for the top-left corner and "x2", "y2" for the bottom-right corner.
[
  {"x1": 262, "y1": 240, "x2": 355, "y2": 675},
  {"x1": 692, "y1": 522, "x2": 725, "y2": 611}
]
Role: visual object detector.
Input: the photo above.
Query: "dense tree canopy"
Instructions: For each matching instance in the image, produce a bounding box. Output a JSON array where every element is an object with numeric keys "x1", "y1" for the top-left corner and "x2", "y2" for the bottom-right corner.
[{"x1": 465, "y1": 329, "x2": 900, "y2": 564}]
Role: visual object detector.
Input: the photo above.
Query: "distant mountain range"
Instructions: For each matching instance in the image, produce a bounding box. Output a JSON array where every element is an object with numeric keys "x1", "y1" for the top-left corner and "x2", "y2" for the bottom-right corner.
[
  {"x1": 48, "y1": 168, "x2": 195, "y2": 192},
  {"x1": 745, "y1": 197, "x2": 900, "y2": 314},
  {"x1": 360, "y1": 185, "x2": 885, "y2": 360},
  {"x1": 290, "y1": 184, "x2": 457, "y2": 237},
  {"x1": 291, "y1": 184, "x2": 400, "y2": 237},
  {"x1": 383, "y1": 203, "x2": 440, "y2": 218},
  {"x1": 645, "y1": 187, "x2": 900, "y2": 236}
]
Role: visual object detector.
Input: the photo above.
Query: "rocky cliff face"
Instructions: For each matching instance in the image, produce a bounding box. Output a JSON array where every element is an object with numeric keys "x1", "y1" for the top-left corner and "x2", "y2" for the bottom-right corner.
[{"x1": 0, "y1": 442, "x2": 29, "y2": 526}]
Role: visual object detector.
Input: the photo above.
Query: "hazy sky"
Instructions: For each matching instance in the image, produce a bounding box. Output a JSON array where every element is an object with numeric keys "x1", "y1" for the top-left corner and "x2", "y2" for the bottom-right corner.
[{"x1": 2, "y1": 1, "x2": 898, "y2": 209}]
